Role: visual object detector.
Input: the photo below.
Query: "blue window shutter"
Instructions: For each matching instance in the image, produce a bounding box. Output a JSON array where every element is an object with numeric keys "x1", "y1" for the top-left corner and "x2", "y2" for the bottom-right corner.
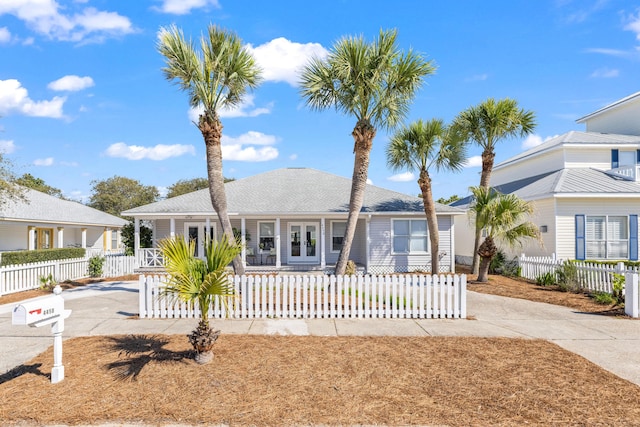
[
  {"x1": 637, "y1": 150, "x2": 640, "y2": 164},
  {"x1": 630, "y1": 215, "x2": 638, "y2": 261},
  {"x1": 575, "y1": 215, "x2": 586, "y2": 260},
  {"x1": 611, "y1": 149, "x2": 619, "y2": 168}
]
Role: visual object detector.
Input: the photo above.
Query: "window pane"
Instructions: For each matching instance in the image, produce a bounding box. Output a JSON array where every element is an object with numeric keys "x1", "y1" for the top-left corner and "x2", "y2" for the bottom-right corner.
[
  {"x1": 586, "y1": 241, "x2": 606, "y2": 259},
  {"x1": 410, "y1": 220, "x2": 427, "y2": 236},
  {"x1": 608, "y1": 216, "x2": 627, "y2": 240},
  {"x1": 608, "y1": 241, "x2": 628, "y2": 259},
  {"x1": 259, "y1": 222, "x2": 274, "y2": 237},
  {"x1": 587, "y1": 217, "x2": 605, "y2": 240},
  {"x1": 393, "y1": 220, "x2": 409, "y2": 236},
  {"x1": 332, "y1": 222, "x2": 346, "y2": 251},
  {"x1": 410, "y1": 237, "x2": 427, "y2": 252},
  {"x1": 393, "y1": 236, "x2": 409, "y2": 253}
]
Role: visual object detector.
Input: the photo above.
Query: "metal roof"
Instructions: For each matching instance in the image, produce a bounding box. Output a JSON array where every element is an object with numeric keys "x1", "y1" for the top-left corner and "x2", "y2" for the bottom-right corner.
[
  {"x1": 0, "y1": 187, "x2": 128, "y2": 227},
  {"x1": 122, "y1": 168, "x2": 465, "y2": 216}
]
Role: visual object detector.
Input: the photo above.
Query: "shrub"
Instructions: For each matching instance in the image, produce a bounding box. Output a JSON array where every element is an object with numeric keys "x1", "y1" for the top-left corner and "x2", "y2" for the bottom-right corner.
[
  {"x1": 535, "y1": 272, "x2": 555, "y2": 287},
  {"x1": 88, "y1": 255, "x2": 105, "y2": 278},
  {"x1": 611, "y1": 273, "x2": 625, "y2": 306},
  {"x1": 345, "y1": 260, "x2": 357, "y2": 276},
  {"x1": 0, "y1": 248, "x2": 85, "y2": 266},
  {"x1": 490, "y1": 251, "x2": 520, "y2": 277},
  {"x1": 39, "y1": 273, "x2": 57, "y2": 291},
  {"x1": 555, "y1": 261, "x2": 583, "y2": 293},
  {"x1": 592, "y1": 291, "x2": 615, "y2": 305}
]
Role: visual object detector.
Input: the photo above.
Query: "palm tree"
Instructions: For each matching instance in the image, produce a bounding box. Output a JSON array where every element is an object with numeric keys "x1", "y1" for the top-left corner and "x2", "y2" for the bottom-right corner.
[
  {"x1": 157, "y1": 24, "x2": 262, "y2": 275},
  {"x1": 386, "y1": 119, "x2": 468, "y2": 274},
  {"x1": 158, "y1": 234, "x2": 240, "y2": 364},
  {"x1": 453, "y1": 97, "x2": 536, "y2": 273},
  {"x1": 469, "y1": 187, "x2": 539, "y2": 283},
  {"x1": 299, "y1": 29, "x2": 435, "y2": 275}
]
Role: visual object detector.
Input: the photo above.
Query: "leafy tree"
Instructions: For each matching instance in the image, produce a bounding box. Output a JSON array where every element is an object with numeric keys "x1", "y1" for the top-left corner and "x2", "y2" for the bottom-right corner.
[
  {"x1": 453, "y1": 98, "x2": 536, "y2": 274},
  {"x1": 469, "y1": 186, "x2": 539, "y2": 282},
  {"x1": 436, "y1": 194, "x2": 461, "y2": 205},
  {"x1": 300, "y1": 28, "x2": 435, "y2": 275},
  {"x1": 159, "y1": 234, "x2": 240, "y2": 364},
  {"x1": 121, "y1": 222, "x2": 153, "y2": 253},
  {"x1": 15, "y1": 173, "x2": 65, "y2": 199},
  {"x1": 88, "y1": 176, "x2": 159, "y2": 217},
  {"x1": 0, "y1": 152, "x2": 26, "y2": 209},
  {"x1": 166, "y1": 178, "x2": 209, "y2": 198},
  {"x1": 158, "y1": 24, "x2": 262, "y2": 275},
  {"x1": 387, "y1": 119, "x2": 467, "y2": 274}
]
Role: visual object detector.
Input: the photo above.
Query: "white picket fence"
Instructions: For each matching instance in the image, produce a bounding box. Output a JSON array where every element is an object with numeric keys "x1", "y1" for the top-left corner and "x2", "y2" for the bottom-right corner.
[
  {"x1": 518, "y1": 254, "x2": 640, "y2": 294},
  {"x1": 0, "y1": 254, "x2": 137, "y2": 297},
  {"x1": 139, "y1": 274, "x2": 467, "y2": 320}
]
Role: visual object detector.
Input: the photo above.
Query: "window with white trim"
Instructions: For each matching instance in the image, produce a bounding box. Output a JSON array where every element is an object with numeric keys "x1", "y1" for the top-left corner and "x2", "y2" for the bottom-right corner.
[
  {"x1": 331, "y1": 221, "x2": 346, "y2": 252},
  {"x1": 392, "y1": 219, "x2": 428, "y2": 254},
  {"x1": 586, "y1": 216, "x2": 628, "y2": 259},
  {"x1": 258, "y1": 222, "x2": 275, "y2": 250}
]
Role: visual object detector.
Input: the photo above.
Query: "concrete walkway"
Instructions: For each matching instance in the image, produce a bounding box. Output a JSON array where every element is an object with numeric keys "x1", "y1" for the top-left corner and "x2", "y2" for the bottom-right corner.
[{"x1": 1, "y1": 280, "x2": 639, "y2": 386}]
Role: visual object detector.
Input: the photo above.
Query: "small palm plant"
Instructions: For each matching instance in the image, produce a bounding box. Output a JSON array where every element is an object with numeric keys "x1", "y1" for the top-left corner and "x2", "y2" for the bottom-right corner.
[{"x1": 158, "y1": 234, "x2": 240, "y2": 364}]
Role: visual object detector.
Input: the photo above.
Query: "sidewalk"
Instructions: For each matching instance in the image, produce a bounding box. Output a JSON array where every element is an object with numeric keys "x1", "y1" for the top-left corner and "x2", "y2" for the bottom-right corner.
[{"x1": 1, "y1": 280, "x2": 639, "y2": 386}]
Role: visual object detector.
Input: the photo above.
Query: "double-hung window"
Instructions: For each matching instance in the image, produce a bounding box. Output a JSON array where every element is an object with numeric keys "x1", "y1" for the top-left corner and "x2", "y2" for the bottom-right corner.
[
  {"x1": 258, "y1": 222, "x2": 275, "y2": 250},
  {"x1": 586, "y1": 216, "x2": 628, "y2": 259},
  {"x1": 392, "y1": 219, "x2": 428, "y2": 254},
  {"x1": 331, "y1": 221, "x2": 346, "y2": 252}
]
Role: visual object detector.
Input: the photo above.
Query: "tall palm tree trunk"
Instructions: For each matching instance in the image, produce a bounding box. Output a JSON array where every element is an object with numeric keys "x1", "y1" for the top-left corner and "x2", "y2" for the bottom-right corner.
[
  {"x1": 476, "y1": 235, "x2": 497, "y2": 283},
  {"x1": 200, "y1": 115, "x2": 245, "y2": 275},
  {"x1": 472, "y1": 149, "x2": 496, "y2": 274},
  {"x1": 418, "y1": 170, "x2": 439, "y2": 274},
  {"x1": 335, "y1": 120, "x2": 376, "y2": 275}
]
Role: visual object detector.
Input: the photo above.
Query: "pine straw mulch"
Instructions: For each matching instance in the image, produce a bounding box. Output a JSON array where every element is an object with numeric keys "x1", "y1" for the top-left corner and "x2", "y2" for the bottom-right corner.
[{"x1": 2, "y1": 334, "x2": 640, "y2": 426}]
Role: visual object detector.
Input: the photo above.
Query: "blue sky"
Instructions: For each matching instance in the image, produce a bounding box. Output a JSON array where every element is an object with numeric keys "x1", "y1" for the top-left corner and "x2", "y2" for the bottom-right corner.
[{"x1": 1, "y1": 0, "x2": 640, "y2": 203}]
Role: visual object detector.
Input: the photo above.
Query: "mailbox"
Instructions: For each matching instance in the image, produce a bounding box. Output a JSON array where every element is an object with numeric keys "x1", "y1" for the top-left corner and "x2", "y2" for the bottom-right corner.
[{"x1": 12, "y1": 294, "x2": 66, "y2": 327}]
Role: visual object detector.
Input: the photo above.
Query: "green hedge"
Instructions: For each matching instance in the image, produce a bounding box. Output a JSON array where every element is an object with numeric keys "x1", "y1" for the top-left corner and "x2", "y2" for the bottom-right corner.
[
  {"x1": 0, "y1": 248, "x2": 86, "y2": 266},
  {"x1": 578, "y1": 259, "x2": 640, "y2": 268}
]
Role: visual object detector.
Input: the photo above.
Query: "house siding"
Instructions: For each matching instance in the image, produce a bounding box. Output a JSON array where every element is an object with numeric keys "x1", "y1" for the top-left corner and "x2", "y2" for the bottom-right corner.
[
  {"x1": 555, "y1": 198, "x2": 640, "y2": 260},
  {"x1": 492, "y1": 150, "x2": 564, "y2": 186},
  {"x1": 584, "y1": 101, "x2": 640, "y2": 136},
  {"x1": 368, "y1": 215, "x2": 453, "y2": 273},
  {"x1": 500, "y1": 197, "x2": 556, "y2": 259},
  {"x1": 564, "y1": 146, "x2": 613, "y2": 170}
]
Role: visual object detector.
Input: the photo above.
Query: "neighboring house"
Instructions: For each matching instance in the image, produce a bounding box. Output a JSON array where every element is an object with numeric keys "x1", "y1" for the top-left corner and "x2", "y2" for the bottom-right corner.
[
  {"x1": 454, "y1": 91, "x2": 640, "y2": 263},
  {"x1": 122, "y1": 168, "x2": 465, "y2": 273},
  {"x1": 0, "y1": 187, "x2": 127, "y2": 254}
]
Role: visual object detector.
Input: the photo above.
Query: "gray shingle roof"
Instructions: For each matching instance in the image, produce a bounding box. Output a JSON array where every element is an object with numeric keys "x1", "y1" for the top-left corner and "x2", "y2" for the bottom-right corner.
[
  {"x1": 122, "y1": 168, "x2": 465, "y2": 216},
  {"x1": 495, "y1": 131, "x2": 640, "y2": 169},
  {"x1": 451, "y1": 168, "x2": 640, "y2": 208},
  {"x1": 0, "y1": 187, "x2": 128, "y2": 227}
]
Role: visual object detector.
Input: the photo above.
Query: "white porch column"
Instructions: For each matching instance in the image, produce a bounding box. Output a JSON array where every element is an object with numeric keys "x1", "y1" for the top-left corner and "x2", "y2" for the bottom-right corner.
[
  {"x1": 450, "y1": 218, "x2": 455, "y2": 273},
  {"x1": 366, "y1": 215, "x2": 371, "y2": 273},
  {"x1": 205, "y1": 217, "x2": 211, "y2": 240},
  {"x1": 275, "y1": 218, "x2": 281, "y2": 268},
  {"x1": 241, "y1": 217, "x2": 247, "y2": 266},
  {"x1": 28, "y1": 226, "x2": 36, "y2": 250},
  {"x1": 170, "y1": 218, "x2": 176, "y2": 237},
  {"x1": 134, "y1": 218, "x2": 140, "y2": 255},
  {"x1": 320, "y1": 218, "x2": 326, "y2": 268},
  {"x1": 81, "y1": 228, "x2": 87, "y2": 249},
  {"x1": 57, "y1": 227, "x2": 64, "y2": 249}
]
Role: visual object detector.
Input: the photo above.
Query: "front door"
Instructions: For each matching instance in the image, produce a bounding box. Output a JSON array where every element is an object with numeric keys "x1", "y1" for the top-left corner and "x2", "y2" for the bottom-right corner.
[
  {"x1": 184, "y1": 222, "x2": 216, "y2": 258},
  {"x1": 289, "y1": 223, "x2": 319, "y2": 263}
]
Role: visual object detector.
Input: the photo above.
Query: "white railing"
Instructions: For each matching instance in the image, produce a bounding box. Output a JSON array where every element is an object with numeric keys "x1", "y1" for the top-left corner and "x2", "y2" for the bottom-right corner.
[
  {"x1": 137, "y1": 248, "x2": 164, "y2": 268},
  {"x1": 607, "y1": 165, "x2": 640, "y2": 181},
  {"x1": 102, "y1": 255, "x2": 137, "y2": 277},
  {"x1": 139, "y1": 274, "x2": 467, "y2": 320},
  {"x1": 0, "y1": 257, "x2": 88, "y2": 296},
  {"x1": 518, "y1": 253, "x2": 640, "y2": 294}
]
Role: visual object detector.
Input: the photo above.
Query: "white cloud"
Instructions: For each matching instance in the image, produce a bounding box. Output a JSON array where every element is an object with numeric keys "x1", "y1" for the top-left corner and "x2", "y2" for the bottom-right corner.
[
  {"x1": 590, "y1": 67, "x2": 619, "y2": 78},
  {"x1": 220, "y1": 131, "x2": 279, "y2": 162},
  {"x1": 188, "y1": 95, "x2": 272, "y2": 121},
  {"x1": 0, "y1": 139, "x2": 16, "y2": 154},
  {"x1": 48, "y1": 75, "x2": 95, "y2": 91},
  {"x1": 624, "y1": 9, "x2": 640, "y2": 40},
  {"x1": 246, "y1": 37, "x2": 329, "y2": 86},
  {"x1": 104, "y1": 142, "x2": 196, "y2": 160},
  {"x1": 366, "y1": 178, "x2": 373, "y2": 185},
  {"x1": 0, "y1": 79, "x2": 66, "y2": 118},
  {"x1": 34, "y1": 157, "x2": 54, "y2": 166},
  {"x1": 0, "y1": 0, "x2": 134, "y2": 43},
  {"x1": 289, "y1": 154, "x2": 298, "y2": 160},
  {"x1": 521, "y1": 134, "x2": 558, "y2": 150},
  {"x1": 155, "y1": 0, "x2": 220, "y2": 14},
  {"x1": 464, "y1": 156, "x2": 482, "y2": 168},
  {"x1": 387, "y1": 172, "x2": 415, "y2": 182},
  {"x1": 0, "y1": 26, "x2": 10, "y2": 43}
]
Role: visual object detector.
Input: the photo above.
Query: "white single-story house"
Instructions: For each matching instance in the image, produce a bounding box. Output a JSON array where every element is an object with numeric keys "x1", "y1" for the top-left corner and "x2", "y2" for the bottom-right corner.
[
  {"x1": 0, "y1": 187, "x2": 127, "y2": 254},
  {"x1": 454, "y1": 91, "x2": 640, "y2": 263},
  {"x1": 122, "y1": 168, "x2": 465, "y2": 274}
]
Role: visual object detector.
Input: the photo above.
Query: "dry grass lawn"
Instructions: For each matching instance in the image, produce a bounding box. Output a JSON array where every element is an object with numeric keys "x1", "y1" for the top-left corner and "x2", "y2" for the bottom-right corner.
[{"x1": 1, "y1": 270, "x2": 638, "y2": 426}]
